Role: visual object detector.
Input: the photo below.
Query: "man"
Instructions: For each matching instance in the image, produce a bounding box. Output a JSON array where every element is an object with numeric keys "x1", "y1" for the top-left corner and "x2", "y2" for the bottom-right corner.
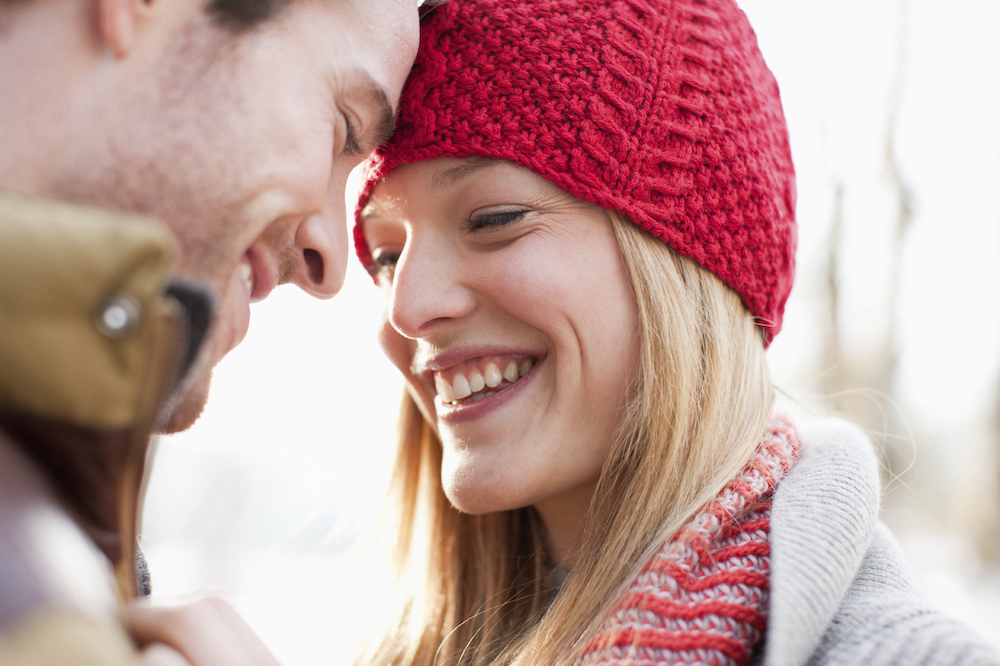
[
  {"x1": 0, "y1": 0, "x2": 419, "y2": 663},
  {"x1": 1, "y1": 0, "x2": 418, "y2": 433}
]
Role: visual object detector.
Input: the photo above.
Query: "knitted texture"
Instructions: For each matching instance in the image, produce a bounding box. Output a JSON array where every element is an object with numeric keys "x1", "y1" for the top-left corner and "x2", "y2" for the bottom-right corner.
[
  {"x1": 578, "y1": 419, "x2": 800, "y2": 666},
  {"x1": 354, "y1": 0, "x2": 797, "y2": 343},
  {"x1": 763, "y1": 418, "x2": 1000, "y2": 665}
]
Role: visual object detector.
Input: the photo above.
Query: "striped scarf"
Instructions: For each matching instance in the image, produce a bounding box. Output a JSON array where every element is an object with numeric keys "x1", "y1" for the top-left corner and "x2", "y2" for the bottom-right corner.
[{"x1": 579, "y1": 419, "x2": 800, "y2": 666}]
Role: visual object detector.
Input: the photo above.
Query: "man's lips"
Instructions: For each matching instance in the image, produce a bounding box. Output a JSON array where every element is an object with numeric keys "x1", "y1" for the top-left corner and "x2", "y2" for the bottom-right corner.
[
  {"x1": 241, "y1": 248, "x2": 277, "y2": 303},
  {"x1": 240, "y1": 260, "x2": 254, "y2": 298}
]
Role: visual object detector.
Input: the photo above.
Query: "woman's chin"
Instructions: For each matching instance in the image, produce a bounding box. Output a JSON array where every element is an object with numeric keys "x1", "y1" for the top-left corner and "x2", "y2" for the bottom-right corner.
[{"x1": 442, "y1": 472, "x2": 523, "y2": 515}]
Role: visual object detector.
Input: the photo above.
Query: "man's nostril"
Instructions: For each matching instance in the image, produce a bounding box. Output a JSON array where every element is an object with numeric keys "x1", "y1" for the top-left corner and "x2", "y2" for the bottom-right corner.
[{"x1": 303, "y1": 248, "x2": 324, "y2": 284}]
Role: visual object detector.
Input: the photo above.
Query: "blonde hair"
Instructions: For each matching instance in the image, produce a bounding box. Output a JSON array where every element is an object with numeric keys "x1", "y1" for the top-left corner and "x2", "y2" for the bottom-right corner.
[{"x1": 355, "y1": 211, "x2": 774, "y2": 666}]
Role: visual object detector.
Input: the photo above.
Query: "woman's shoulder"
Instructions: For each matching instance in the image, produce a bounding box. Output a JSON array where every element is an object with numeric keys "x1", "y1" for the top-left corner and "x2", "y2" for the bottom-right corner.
[
  {"x1": 763, "y1": 415, "x2": 882, "y2": 664},
  {"x1": 809, "y1": 522, "x2": 1000, "y2": 665},
  {"x1": 763, "y1": 416, "x2": 1000, "y2": 665},
  {"x1": 783, "y1": 415, "x2": 882, "y2": 491},
  {"x1": 770, "y1": 415, "x2": 882, "y2": 537},
  {"x1": 763, "y1": 523, "x2": 1000, "y2": 666}
]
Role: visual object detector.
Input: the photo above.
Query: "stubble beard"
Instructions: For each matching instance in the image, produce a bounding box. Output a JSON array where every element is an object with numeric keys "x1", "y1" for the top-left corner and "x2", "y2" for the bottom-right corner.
[
  {"x1": 159, "y1": 361, "x2": 214, "y2": 434},
  {"x1": 49, "y1": 25, "x2": 249, "y2": 433}
]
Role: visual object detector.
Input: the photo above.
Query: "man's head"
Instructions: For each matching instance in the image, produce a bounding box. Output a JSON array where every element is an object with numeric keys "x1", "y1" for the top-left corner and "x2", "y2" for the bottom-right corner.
[{"x1": 0, "y1": 0, "x2": 419, "y2": 431}]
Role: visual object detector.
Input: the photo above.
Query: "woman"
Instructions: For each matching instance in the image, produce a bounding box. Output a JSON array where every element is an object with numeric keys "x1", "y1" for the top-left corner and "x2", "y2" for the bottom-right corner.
[{"x1": 352, "y1": 0, "x2": 998, "y2": 665}]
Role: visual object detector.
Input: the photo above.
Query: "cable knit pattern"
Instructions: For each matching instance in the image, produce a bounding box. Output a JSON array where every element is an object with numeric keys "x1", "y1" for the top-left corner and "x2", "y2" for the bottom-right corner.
[
  {"x1": 354, "y1": 0, "x2": 796, "y2": 343},
  {"x1": 577, "y1": 419, "x2": 800, "y2": 666}
]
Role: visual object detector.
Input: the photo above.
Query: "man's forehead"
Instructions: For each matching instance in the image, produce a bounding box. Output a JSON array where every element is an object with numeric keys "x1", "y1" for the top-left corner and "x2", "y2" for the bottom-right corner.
[{"x1": 346, "y1": 67, "x2": 396, "y2": 113}]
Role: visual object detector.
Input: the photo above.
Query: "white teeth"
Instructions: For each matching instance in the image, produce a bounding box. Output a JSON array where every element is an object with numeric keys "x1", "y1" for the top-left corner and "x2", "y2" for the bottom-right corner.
[
  {"x1": 469, "y1": 371, "x2": 485, "y2": 393},
  {"x1": 436, "y1": 375, "x2": 456, "y2": 403},
  {"x1": 240, "y1": 261, "x2": 253, "y2": 295},
  {"x1": 484, "y1": 363, "x2": 503, "y2": 388},
  {"x1": 503, "y1": 361, "x2": 519, "y2": 383},
  {"x1": 452, "y1": 374, "x2": 472, "y2": 400},
  {"x1": 438, "y1": 359, "x2": 536, "y2": 407}
]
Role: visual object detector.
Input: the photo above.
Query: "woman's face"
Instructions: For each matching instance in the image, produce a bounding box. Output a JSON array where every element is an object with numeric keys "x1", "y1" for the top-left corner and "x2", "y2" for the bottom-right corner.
[{"x1": 361, "y1": 158, "x2": 640, "y2": 517}]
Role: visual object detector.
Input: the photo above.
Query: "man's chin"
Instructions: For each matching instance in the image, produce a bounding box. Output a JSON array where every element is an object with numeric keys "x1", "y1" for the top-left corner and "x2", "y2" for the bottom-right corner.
[{"x1": 156, "y1": 375, "x2": 212, "y2": 434}]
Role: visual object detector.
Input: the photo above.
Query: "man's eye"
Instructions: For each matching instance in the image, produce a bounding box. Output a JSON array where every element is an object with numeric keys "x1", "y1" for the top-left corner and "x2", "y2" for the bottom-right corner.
[
  {"x1": 463, "y1": 209, "x2": 527, "y2": 231},
  {"x1": 342, "y1": 118, "x2": 364, "y2": 157}
]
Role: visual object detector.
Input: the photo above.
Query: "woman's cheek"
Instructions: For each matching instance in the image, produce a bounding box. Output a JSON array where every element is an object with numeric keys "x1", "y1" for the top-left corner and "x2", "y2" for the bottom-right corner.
[
  {"x1": 378, "y1": 317, "x2": 438, "y2": 429},
  {"x1": 378, "y1": 315, "x2": 414, "y2": 377}
]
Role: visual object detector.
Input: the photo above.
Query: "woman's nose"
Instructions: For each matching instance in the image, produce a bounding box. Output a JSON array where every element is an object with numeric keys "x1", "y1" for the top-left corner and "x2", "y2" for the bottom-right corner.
[
  {"x1": 290, "y1": 212, "x2": 348, "y2": 299},
  {"x1": 388, "y1": 239, "x2": 474, "y2": 339}
]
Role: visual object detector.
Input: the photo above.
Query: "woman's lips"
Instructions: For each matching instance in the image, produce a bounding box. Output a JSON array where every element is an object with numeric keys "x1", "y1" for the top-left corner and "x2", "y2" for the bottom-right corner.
[
  {"x1": 433, "y1": 355, "x2": 542, "y2": 423},
  {"x1": 434, "y1": 355, "x2": 536, "y2": 403}
]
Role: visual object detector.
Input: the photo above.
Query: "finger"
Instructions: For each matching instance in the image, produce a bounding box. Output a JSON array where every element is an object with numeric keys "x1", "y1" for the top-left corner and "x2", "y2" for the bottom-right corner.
[
  {"x1": 199, "y1": 596, "x2": 276, "y2": 648},
  {"x1": 139, "y1": 644, "x2": 193, "y2": 666},
  {"x1": 126, "y1": 597, "x2": 281, "y2": 666}
]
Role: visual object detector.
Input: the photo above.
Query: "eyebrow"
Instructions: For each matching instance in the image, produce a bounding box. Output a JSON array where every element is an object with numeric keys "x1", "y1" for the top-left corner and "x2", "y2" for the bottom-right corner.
[
  {"x1": 430, "y1": 157, "x2": 500, "y2": 192},
  {"x1": 361, "y1": 159, "x2": 502, "y2": 221}
]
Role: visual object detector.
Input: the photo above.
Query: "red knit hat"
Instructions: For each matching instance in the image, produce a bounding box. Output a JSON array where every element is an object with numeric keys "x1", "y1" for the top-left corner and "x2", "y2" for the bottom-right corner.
[{"x1": 354, "y1": 0, "x2": 796, "y2": 344}]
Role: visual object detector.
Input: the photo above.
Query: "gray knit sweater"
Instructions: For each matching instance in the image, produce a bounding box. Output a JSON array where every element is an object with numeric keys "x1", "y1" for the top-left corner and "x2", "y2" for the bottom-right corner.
[{"x1": 762, "y1": 418, "x2": 999, "y2": 665}]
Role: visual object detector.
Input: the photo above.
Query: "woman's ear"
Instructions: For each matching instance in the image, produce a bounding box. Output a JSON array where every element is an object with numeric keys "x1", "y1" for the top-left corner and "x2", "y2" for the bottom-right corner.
[{"x1": 97, "y1": 0, "x2": 161, "y2": 58}]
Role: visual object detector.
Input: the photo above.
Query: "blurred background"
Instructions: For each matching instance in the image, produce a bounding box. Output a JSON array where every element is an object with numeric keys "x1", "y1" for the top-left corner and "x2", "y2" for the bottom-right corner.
[{"x1": 141, "y1": 0, "x2": 1000, "y2": 662}]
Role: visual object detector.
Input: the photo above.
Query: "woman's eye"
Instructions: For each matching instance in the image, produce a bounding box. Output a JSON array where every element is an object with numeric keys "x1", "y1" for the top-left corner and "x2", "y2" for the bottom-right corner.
[
  {"x1": 463, "y1": 209, "x2": 527, "y2": 231},
  {"x1": 368, "y1": 249, "x2": 400, "y2": 279}
]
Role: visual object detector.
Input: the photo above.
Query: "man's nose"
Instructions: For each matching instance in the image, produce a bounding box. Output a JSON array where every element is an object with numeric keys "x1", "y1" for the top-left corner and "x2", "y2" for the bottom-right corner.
[{"x1": 289, "y1": 211, "x2": 347, "y2": 299}]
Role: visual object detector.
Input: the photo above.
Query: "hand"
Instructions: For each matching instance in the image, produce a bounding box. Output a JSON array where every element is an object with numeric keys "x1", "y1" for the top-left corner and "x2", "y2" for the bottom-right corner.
[
  {"x1": 127, "y1": 595, "x2": 282, "y2": 666},
  {"x1": 136, "y1": 644, "x2": 194, "y2": 666}
]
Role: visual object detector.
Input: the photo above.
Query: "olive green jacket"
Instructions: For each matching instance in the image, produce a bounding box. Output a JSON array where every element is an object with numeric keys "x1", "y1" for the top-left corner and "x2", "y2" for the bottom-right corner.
[{"x1": 0, "y1": 192, "x2": 207, "y2": 665}]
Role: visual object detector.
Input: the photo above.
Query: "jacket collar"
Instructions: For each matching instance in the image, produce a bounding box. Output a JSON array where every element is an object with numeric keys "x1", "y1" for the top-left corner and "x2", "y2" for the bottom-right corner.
[
  {"x1": 0, "y1": 191, "x2": 210, "y2": 597},
  {"x1": 762, "y1": 417, "x2": 881, "y2": 666}
]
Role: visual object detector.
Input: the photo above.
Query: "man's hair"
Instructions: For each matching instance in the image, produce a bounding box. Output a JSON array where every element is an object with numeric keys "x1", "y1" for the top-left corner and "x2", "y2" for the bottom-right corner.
[
  {"x1": 1, "y1": 0, "x2": 451, "y2": 32},
  {"x1": 0, "y1": 0, "x2": 292, "y2": 31},
  {"x1": 206, "y1": 0, "x2": 293, "y2": 32}
]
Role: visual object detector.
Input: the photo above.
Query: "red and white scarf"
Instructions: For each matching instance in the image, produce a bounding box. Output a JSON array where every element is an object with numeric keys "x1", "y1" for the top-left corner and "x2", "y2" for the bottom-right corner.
[{"x1": 578, "y1": 419, "x2": 801, "y2": 666}]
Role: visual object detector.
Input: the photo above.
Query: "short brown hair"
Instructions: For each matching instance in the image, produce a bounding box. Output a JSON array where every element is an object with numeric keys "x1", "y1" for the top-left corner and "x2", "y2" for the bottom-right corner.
[
  {"x1": 0, "y1": 0, "x2": 292, "y2": 31},
  {"x1": 205, "y1": 0, "x2": 293, "y2": 32}
]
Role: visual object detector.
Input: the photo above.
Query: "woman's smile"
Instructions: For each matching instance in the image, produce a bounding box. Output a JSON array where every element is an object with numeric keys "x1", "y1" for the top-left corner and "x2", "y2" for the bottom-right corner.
[
  {"x1": 433, "y1": 355, "x2": 535, "y2": 405},
  {"x1": 430, "y1": 353, "x2": 542, "y2": 423}
]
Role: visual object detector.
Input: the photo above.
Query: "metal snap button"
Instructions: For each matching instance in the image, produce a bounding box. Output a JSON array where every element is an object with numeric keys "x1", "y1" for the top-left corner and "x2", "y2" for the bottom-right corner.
[{"x1": 95, "y1": 293, "x2": 142, "y2": 339}]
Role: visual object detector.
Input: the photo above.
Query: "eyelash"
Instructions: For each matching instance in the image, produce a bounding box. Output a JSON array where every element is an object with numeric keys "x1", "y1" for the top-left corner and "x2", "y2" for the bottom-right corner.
[
  {"x1": 367, "y1": 250, "x2": 399, "y2": 278},
  {"x1": 463, "y1": 209, "x2": 527, "y2": 231},
  {"x1": 342, "y1": 117, "x2": 364, "y2": 157},
  {"x1": 367, "y1": 210, "x2": 528, "y2": 279}
]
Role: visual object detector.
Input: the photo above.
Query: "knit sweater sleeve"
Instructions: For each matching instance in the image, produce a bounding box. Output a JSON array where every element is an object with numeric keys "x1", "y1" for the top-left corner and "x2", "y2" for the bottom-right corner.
[{"x1": 809, "y1": 522, "x2": 1000, "y2": 666}]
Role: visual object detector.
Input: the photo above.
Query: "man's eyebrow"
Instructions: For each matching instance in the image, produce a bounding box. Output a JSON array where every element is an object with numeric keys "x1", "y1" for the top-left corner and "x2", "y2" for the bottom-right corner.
[{"x1": 430, "y1": 157, "x2": 500, "y2": 192}]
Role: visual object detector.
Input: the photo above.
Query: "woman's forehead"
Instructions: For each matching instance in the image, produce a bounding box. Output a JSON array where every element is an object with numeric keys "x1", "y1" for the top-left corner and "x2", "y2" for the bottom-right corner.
[
  {"x1": 384, "y1": 157, "x2": 508, "y2": 192},
  {"x1": 363, "y1": 158, "x2": 597, "y2": 232}
]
